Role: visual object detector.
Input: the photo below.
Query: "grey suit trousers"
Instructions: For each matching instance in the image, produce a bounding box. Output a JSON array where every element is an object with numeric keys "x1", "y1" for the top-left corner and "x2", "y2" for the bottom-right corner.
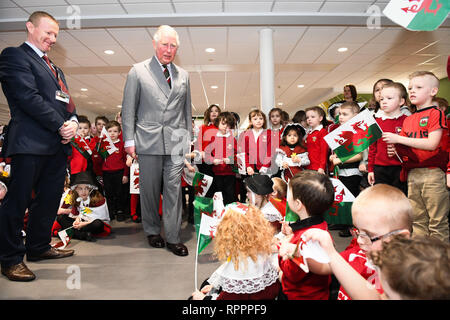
[{"x1": 138, "y1": 154, "x2": 185, "y2": 244}]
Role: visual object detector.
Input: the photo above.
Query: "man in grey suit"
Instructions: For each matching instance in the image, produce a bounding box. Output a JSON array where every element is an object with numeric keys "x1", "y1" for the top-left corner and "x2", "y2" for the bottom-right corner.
[{"x1": 122, "y1": 25, "x2": 192, "y2": 256}]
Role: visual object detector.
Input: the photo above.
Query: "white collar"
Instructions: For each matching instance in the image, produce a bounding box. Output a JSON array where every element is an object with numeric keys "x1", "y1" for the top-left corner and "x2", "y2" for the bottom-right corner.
[
  {"x1": 154, "y1": 55, "x2": 172, "y2": 73},
  {"x1": 216, "y1": 131, "x2": 230, "y2": 138},
  {"x1": 252, "y1": 128, "x2": 263, "y2": 136},
  {"x1": 25, "y1": 41, "x2": 45, "y2": 58},
  {"x1": 309, "y1": 124, "x2": 323, "y2": 133},
  {"x1": 374, "y1": 109, "x2": 404, "y2": 120},
  {"x1": 207, "y1": 255, "x2": 279, "y2": 294}
]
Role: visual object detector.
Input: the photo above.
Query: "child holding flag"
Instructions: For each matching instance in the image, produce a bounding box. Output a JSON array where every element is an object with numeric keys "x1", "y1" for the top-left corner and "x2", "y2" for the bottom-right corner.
[
  {"x1": 278, "y1": 170, "x2": 334, "y2": 300},
  {"x1": 191, "y1": 205, "x2": 280, "y2": 300},
  {"x1": 367, "y1": 82, "x2": 408, "y2": 194},
  {"x1": 295, "y1": 184, "x2": 415, "y2": 300},
  {"x1": 275, "y1": 123, "x2": 310, "y2": 182},
  {"x1": 328, "y1": 102, "x2": 363, "y2": 237},
  {"x1": 305, "y1": 106, "x2": 329, "y2": 174},
  {"x1": 53, "y1": 171, "x2": 111, "y2": 242},
  {"x1": 244, "y1": 174, "x2": 283, "y2": 228},
  {"x1": 205, "y1": 112, "x2": 237, "y2": 205},
  {"x1": 68, "y1": 116, "x2": 96, "y2": 179},
  {"x1": 101, "y1": 121, "x2": 129, "y2": 221},
  {"x1": 383, "y1": 71, "x2": 449, "y2": 242},
  {"x1": 238, "y1": 109, "x2": 273, "y2": 176}
]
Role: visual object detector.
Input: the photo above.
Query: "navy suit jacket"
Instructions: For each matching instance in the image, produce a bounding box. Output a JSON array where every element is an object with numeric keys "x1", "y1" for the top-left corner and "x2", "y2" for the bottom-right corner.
[{"x1": 0, "y1": 43, "x2": 77, "y2": 157}]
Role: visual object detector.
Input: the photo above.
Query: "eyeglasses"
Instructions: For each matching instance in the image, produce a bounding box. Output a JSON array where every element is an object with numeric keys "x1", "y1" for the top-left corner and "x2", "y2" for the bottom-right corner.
[{"x1": 353, "y1": 228, "x2": 403, "y2": 245}]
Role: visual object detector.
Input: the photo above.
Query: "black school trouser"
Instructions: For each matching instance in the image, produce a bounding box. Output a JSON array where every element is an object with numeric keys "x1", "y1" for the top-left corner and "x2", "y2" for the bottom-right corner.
[
  {"x1": 373, "y1": 165, "x2": 407, "y2": 195},
  {"x1": 103, "y1": 169, "x2": 126, "y2": 218},
  {"x1": 0, "y1": 149, "x2": 67, "y2": 268},
  {"x1": 214, "y1": 174, "x2": 237, "y2": 205},
  {"x1": 56, "y1": 214, "x2": 105, "y2": 238}
]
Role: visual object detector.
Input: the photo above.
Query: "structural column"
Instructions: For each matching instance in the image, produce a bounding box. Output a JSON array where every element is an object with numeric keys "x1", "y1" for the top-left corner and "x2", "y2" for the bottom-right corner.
[{"x1": 259, "y1": 28, "x2": 275, "y2": 115}]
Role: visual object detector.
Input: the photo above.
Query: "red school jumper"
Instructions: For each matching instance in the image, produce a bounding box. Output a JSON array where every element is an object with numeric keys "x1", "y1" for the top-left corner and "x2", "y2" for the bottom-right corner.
[
  {"x1": 367, "y1": 113, "x2": 407, "y2": 172},
  {"x1": 305, "y1": 125, "x2": 328, "y2": 171},
  {"x1": 278, "y1": 216, "x2": 331, "y2": 300}
]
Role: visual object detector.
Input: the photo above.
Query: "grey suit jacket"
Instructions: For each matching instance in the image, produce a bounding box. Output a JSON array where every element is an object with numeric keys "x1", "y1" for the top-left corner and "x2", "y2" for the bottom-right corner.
[{"x1": 122, "y1": 56, "x2": 192, "y2": 156}]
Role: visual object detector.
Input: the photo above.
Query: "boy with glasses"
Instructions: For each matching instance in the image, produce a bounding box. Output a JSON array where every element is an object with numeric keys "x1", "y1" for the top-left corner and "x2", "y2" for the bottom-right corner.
[{"x1": 280, "y1": 184, "x2": 413, "y2": 300}]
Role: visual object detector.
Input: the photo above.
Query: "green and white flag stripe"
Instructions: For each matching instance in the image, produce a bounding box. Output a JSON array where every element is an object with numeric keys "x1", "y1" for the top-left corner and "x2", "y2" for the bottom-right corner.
[
  {"x1": 324, "y1": 178, "x2": 355, "y2": 226},
  {"x1": 324, "y1": 109, "x2": 382, "y2": 163},
  {"x1": 383, "y1": 0, "x2": 449, "y2": 31}
]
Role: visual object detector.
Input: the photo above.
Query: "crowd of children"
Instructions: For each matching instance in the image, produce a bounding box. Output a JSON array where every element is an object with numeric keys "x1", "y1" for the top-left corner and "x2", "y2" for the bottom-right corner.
[
  {"x1": 1, "y1": 69, "x2": 448, "y2": 299},
  {"x1": 188, "y1": 70, "x2": 449, "y2": 300}
]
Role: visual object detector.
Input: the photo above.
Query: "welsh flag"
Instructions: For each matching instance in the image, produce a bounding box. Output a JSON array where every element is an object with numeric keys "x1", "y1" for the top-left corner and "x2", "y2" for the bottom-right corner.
[
  {"x1": 383, "y1": 0, "x2": 449, "y2": 31},
  {"x1": 284, "y1": 201, "x2": 299, "y2": 223},
  {"x1": 52, "y1": 227, "x2": 74, "y2": 250},
  {"x1": 291, "y1": 237, "x2": 331, "y2": 273},
  {"x1": 192, "y1": 172, "x2": 213, "y2": 197},
  {"x1": 96, "y1": 127, "x2": 118, "y2": 159},
  {"x1": 324, "y1": 178, "x2": 356, "y2": 226},
  {"x1": 324, "y1": 109, "x2": 382, "y2": 163},
  {"x1": 194, "y1": 192, "x2": 225, "y2": 254},
  {"x1": 70, "y1": 135, "x2": 92, "y2": 160}
]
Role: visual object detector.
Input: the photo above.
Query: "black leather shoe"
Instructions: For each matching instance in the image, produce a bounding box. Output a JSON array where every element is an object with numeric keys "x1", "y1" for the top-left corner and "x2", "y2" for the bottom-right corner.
[
  {"x1": 167, "y1": 243, "x2": 189, "y2": 256},
  {"x1": 27, "y1": 247, "x2": 75, "y2": 262},
  {"x1": 1, "y1": 262, "x2": 36, "y2": 282},
  {"x1": 148, "y1": 235, "x2": 165, "y2": 248}
]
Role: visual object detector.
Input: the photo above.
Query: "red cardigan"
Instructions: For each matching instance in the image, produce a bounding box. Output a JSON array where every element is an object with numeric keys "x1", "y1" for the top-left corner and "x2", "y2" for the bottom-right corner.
[
  {"x1": 195, "y1": 123, "x2": 218, "y2": 153},
  {"x1": 238, "y1": 129, "x2": 273, "y2": 171},
  {"x1": 279, "y1": 217, "x2": 331, "y2": 300}
]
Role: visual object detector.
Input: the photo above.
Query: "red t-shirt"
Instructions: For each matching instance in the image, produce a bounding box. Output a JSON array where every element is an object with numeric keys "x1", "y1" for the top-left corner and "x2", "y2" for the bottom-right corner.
[
  {"x1": 338, "y1": 241, "x2": 384, "y2": 300},
  {"x1": 396, "y1": 106, "x2": 448, "y2": 173}
]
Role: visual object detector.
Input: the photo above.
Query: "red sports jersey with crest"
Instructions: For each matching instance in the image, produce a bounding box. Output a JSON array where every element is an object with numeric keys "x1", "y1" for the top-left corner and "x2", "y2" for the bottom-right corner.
[{"x1": 396, "y1": 106, "x2": 448, "y2": 173}]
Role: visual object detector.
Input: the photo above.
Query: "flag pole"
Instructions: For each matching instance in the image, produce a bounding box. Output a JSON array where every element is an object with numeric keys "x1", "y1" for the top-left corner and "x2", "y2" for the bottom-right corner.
[{"x1": 194, "y1": 225, "x2": 201, "y2": 292}]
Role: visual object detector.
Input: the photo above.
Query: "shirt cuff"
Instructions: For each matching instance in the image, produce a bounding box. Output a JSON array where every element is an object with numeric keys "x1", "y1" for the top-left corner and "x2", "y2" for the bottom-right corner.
[{"x1": 124, "y1": 140, "x2": 135, "y2": 148}]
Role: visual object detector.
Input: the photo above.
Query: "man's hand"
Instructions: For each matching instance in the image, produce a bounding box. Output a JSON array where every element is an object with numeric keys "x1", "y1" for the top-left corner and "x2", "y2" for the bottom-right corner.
[
  {"x1": 125, "y1": 146, "x2": 138, "y2": 160},
  {"x1": 59, "y1": 121, "x2": 78, "y2": 143}
]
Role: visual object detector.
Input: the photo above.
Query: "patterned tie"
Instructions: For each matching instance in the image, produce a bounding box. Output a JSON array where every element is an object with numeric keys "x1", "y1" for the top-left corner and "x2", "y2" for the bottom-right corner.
[
  {"x1": 42, "y1": 55, "x2": 75, "y2": 113},
  {"x1": 162, "y1": 64, "x2": 171, "y2": 89}
]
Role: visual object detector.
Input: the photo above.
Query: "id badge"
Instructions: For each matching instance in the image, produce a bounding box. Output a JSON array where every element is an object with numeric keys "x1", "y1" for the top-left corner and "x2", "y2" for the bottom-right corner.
[{"x1": 55, "y1": 90, "x2": 70, "y2": 103}]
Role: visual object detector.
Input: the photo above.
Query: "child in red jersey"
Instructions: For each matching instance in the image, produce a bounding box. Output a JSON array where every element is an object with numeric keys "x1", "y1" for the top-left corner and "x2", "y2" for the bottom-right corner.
[
  {"x1": 292, "y1": 184, "x2": 413, "y2": 300},
  {"x1": 69, "y1": 116, "x2": 96, "y2": 176},
  {"x1": 278, "y1": 170, "x2": 334, "y2": 300},
  {"x1": 102, "y1": 121, "x2": 129, "y2": 222},
  {"x1": 238, "y1": 109, "x2": 272, "y2": 176},
  {"x1": 368, "y1": 83, "x2": 408, "y2": 194},
  {"x1": 195, "y1": 104, "x2": 220, "y2": 197},
  {"x1": 305, "y1": 106, "x2": 328, "y2": 174},
  {"x1": 383, "y1": 71, "x2": 449, "y2": 242},
  {"x1": 205, "y1": 112, "x2": 237, "y2": 205},
  {"x1": 275, "y1": 123, "x2": 309, "y2": 183}
]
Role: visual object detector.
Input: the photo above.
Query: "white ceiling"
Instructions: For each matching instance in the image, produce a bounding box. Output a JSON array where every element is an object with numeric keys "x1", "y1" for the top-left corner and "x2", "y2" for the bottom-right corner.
[{"x1": 0, "y1": 0, "x2": 449, "y2": 123}]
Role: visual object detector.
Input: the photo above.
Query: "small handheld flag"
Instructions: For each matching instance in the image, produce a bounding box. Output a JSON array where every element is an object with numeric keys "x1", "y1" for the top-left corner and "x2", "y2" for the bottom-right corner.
[
  {"x1": 383, "y1": 0, "x2": 449, "y2": 31},
  {"x1": 324, "y1": 109, "x2": 382, "y2": 163}
]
